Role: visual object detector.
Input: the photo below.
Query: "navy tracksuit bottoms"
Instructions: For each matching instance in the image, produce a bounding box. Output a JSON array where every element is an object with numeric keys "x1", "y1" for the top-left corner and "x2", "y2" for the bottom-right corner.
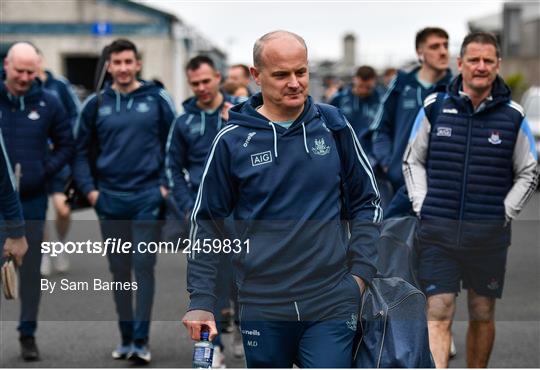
[{"x1": 238, "y1": 274, "x2": 361, "y2": 368}]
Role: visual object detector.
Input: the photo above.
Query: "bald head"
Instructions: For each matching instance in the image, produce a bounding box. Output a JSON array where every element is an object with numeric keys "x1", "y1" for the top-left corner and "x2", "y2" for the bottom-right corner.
[
  {"x1": 253, "y1": 30, "x2": 308, "y2": 70},
  {"x1": 4, "y1": 42, "x2": 39, "y2": 96}
]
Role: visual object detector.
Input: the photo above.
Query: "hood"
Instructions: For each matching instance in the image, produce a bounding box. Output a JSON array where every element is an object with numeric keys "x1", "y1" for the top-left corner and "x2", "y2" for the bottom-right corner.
[
  {"x1": 102, "y1": 79, "x2": 163, "y2": 112},
  {"x1": 402, "y1": 66, "x2": 453, "y2": 90},
  {"x1": 182, "y1": 92, "x2": 238, "y2": 114},
  {"x1": 447, "y1": 74, "x2": 511, "y2": 111},
  {"x1": 0, "y1": 76, "x2": 44, "y2": 111},
  {"x1": 181, "y1": 92, "x2": 238, "y2": 135},
  {"x1": 229, "y1": 93, "x2": 322, "y2": 159},
  {"x1": 229, "y1": 93, "x2": 319, "y2": 130}
]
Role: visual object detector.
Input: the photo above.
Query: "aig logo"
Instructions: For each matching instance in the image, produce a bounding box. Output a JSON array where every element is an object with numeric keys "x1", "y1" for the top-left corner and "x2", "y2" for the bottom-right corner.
[{"x1": 251, "y1": 151, "x2": 272, "y2": 167}]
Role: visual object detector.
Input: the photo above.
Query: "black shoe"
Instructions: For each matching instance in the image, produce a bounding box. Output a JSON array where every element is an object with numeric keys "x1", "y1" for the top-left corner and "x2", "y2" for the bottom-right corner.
[{"x1": 19, "y1": 335, "x2": 40, "y2": 361}]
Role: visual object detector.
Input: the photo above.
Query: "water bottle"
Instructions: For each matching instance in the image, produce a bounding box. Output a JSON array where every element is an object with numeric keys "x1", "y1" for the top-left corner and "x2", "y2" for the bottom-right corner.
[{"x1": 192, "y1": 330, "x2": 214, "y2": 368}]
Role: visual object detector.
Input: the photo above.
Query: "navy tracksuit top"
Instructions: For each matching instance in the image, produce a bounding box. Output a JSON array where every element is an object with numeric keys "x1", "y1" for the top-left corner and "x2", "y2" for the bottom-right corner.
[
  {"x1": 186, "y1": 94, "x2": 382, "y2": 313},
  {"x1": 0, "y1": 79, "x2": 74, "y2": 198},
  {"x1": 73, "y1": 81, "x2": 176, "y2": 195}
]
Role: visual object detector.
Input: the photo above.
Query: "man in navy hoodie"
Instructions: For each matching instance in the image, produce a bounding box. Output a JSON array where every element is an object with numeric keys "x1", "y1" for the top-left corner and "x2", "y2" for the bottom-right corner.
[
  {"x1": 1, "y1": 129, "x2": 28, "y2": 266},
  {"x1": 0, "y1": 42, "x2": 74, "y2": 361},
  {"x1": 36, "y1": 47, "x2": 81, "y2": 275},
  {"x1": 371, "y1": 27, "x2": 452, "y2": 216},
  {"x1": 73, "y1": 39, "x2": 176, "y2": 364},
  {"x1": 167, "y1": 55, "x2": 239, "y2": 367},
  {"x1": 182, "y1": 30, "x2": 382, "y2": 367}
]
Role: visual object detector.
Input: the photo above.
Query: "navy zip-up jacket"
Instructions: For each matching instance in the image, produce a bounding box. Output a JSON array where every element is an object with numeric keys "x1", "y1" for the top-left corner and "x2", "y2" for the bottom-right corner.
[
  {"x1": 187, "y1": 94, "x2": 382, "y2": 313},
  {"x1": 43, "y1": 70, "x2": 80, "y2": 128},
  {"x1": 73, "y1": 81, "x2": 176, "y2": 195},
  {"x1": 0, "y1": 79, "x2": 74, "y2": 198},
  {"x1": 371, "y1": 67, "x2": 452, "y2": 189},
  {"x1": 404, "y1": 75, "x2": 538, "y2": 249},
  {"x1": 0, "y1": 128, "x2": 24, "y2": 238},
  {"x1": 330, "y1": 87, "x2": 381, "y2": 160},
  {"x1": 166, "y1": 94, "x2": 239, "y2": 215}
]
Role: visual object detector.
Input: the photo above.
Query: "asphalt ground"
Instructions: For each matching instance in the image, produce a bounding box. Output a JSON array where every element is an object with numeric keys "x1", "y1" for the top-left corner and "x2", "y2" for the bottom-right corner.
[{"x1": 1, "y1": 192, "x2": 539, "y2": 368}]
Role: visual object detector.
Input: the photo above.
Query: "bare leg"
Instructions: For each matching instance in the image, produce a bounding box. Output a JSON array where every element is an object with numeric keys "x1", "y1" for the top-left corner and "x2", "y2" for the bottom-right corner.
[
  {"x1": 427, "y1": 293, "x2": 456, "y2": 368},
  {"x1": 466, "y1": 289, "x2": 495, "y2": 368},
  {"x1": 52, "y1": 193, "x2": 71, "y2": 240}
]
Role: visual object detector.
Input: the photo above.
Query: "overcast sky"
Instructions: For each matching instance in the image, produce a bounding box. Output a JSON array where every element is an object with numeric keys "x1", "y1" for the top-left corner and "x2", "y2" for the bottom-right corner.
[{"x1": 140, "y1": 0, "x2": 504, "y2": 68}]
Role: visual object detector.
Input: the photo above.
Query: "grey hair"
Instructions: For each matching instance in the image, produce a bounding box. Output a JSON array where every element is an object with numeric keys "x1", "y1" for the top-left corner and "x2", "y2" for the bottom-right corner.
[{"x1": 253, "y1": 30, "x2": 307, "y2": 69}]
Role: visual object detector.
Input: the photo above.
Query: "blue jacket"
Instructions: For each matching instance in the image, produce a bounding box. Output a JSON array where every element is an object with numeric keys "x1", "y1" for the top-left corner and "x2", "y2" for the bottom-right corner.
[
  {"x1": 0, "y1": 129, "x2": 24, "y2": 238},
  {"x1": 329, "y1": 87, "x2": 381, "y2": 160},
  {"x1": 43, "y1": 70, "x2": 80, "y2": 127},
  {"x1": 166, "y1": 94, "x2": 239, "y2": 215},
  {"x1": 73, "y1": 81, "x2": 176, "y2": 195},
  {"x1": 0, "y1": 79, "x2": 74, "y2": 197},
  {"x1": 371, "y1": 67, "x2": 452, "y2": 189},
  {"x1": 186, "y1": 94, "x2": 382, "y2": 313},
  {"x1": 404, "y1": 75, "x2": 538, "y2": 249}
]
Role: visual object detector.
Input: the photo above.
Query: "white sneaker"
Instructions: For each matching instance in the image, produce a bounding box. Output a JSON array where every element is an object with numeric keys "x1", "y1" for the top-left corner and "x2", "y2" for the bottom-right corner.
[
  {"x1": 449, "y1": 336, "x2": 457, "y2": 358},
  {"x1": 54, "y1": 254, "x2": 70, "y2": 273},
  {"x1": 232, "y1": 328, "x2": 244, "y2": 358},
  {"x1": 41, "y1": 255, "x2": 52, "y2": 277},
  {"x1": 212, "y1": 346, "x2": 226, "y2": 368}
]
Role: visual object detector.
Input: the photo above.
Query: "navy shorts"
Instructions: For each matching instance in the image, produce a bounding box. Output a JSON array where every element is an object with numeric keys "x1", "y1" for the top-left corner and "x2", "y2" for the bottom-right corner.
[{"x1": 418, "y1": 244, "x2": 508, "y2": 299}]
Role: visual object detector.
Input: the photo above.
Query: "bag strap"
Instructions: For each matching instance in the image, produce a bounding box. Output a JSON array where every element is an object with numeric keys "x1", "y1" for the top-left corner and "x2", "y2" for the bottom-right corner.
[{"x1": 315, "y1": 103, "x2": 350, "y2": 219}]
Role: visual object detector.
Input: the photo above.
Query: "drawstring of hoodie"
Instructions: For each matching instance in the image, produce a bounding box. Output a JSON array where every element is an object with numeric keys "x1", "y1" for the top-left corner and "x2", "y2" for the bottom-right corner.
[
  {"x1": 301, "y1": 122, "x2": 309, "y2": 155},
  {"x1": 115, "y1": 91, "x2": 121, "y2": 112},
  {"x1": 127, "y1": 97, "x2": 134, "y2": 110},
  {"x1": 416, "y1": 86, "x2": 422, "y2": 106},
  {"x1": 19, "y1": 96, "x2": 25, "y2": 111},
  {"x1": 199, "y1": 112, "x2": 206, "y2": 136},
  {"x1": 268, "y1": 122, "x2": 278, "y2": 158}
]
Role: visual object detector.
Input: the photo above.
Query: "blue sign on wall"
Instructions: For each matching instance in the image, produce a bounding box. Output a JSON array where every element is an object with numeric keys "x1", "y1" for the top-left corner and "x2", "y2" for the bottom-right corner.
[{"x1": 92, "y1": 22, "x2": 111, "y2": 36}]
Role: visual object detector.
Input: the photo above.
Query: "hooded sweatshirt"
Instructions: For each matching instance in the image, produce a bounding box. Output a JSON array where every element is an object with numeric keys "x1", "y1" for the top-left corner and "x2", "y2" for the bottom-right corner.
[
  {"x1": 0, "y1": 128, "x2": 24, "y2": 238},
  {"x1": 42, "y1": 70, "x2": 80, "y2": 127},
  {"x1": 73, "y1": 80, "x2": 176, "y2": 195},
  {"x1": 371, "y1": 67, "x2": 452, "y2": 189},
  {"x1": 0, "y1": 78, "x2": 74, "y2": 197},
  {"x1": 187, "y1": 93, "x2": 382, "y2": 313},
  {"x1": 166, "y1": 94, "x2": 240, "y2": 215}
]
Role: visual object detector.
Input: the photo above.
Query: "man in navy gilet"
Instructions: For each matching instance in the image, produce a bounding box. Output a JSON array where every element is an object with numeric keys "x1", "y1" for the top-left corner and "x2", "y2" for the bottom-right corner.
[
  {"x1": 1, "y1": 42, "x2": 74, "y2": 361},
  {"x1": 404, "y1": 32, "x2": 538, "y2": 368},
  {"x1": 182, "y1": 30, "x2": 382, "y2": 368},
  {"x1": 73, "y1": 39, "x2": 176, "y2": 364}
]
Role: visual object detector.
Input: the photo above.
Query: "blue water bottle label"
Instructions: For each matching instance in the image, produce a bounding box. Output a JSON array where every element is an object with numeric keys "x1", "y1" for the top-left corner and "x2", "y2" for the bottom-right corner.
[{"x1": 192, "y1": 346, "x2": 213, "y2": 368}]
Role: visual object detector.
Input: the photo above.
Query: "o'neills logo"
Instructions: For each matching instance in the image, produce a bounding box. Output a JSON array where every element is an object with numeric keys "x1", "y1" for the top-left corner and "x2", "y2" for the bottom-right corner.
[
  {"x1": 243, "y1": 132, "x2": 256, "y2": 147},
  {"x1": 241, "y1": 329, "x2": 261, "y2": 336}
]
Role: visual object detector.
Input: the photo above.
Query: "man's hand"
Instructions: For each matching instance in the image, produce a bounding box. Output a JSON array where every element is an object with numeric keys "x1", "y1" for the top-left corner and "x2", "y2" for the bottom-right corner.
[
  {"x1": 352, "y1": 275, "x2": 366, "y2": 294},
  {"x1": 2, "y1": 236, "x2": 29, "y2": 266},
  {"x1": 160, "y1": 186, "x2": 169, "y2": 199},
  {"x1": 182, "y1": 309, "x2": 218, "y2": 341},
  {"x1": 87, "y1": 190, "x2": 99, "y2": 206},
  {"x1": 220, "y1": 102, "x2": 234, "y2": 121}
]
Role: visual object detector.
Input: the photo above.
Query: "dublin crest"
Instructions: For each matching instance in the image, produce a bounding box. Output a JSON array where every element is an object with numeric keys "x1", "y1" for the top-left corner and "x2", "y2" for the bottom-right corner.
[{"x1": 312, "y1": 138, "x2": 331, "y2": 156}]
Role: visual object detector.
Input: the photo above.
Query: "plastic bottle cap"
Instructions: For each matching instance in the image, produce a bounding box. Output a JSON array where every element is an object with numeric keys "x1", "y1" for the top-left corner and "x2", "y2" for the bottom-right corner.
[{"x1": 201, "y1": 331, "x2": 209, "y2": 341}]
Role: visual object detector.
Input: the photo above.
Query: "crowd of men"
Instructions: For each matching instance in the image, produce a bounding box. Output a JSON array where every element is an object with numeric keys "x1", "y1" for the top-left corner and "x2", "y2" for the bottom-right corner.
[{"x1": 0, "y1": 26, "x2": 537, "y2": 369}]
